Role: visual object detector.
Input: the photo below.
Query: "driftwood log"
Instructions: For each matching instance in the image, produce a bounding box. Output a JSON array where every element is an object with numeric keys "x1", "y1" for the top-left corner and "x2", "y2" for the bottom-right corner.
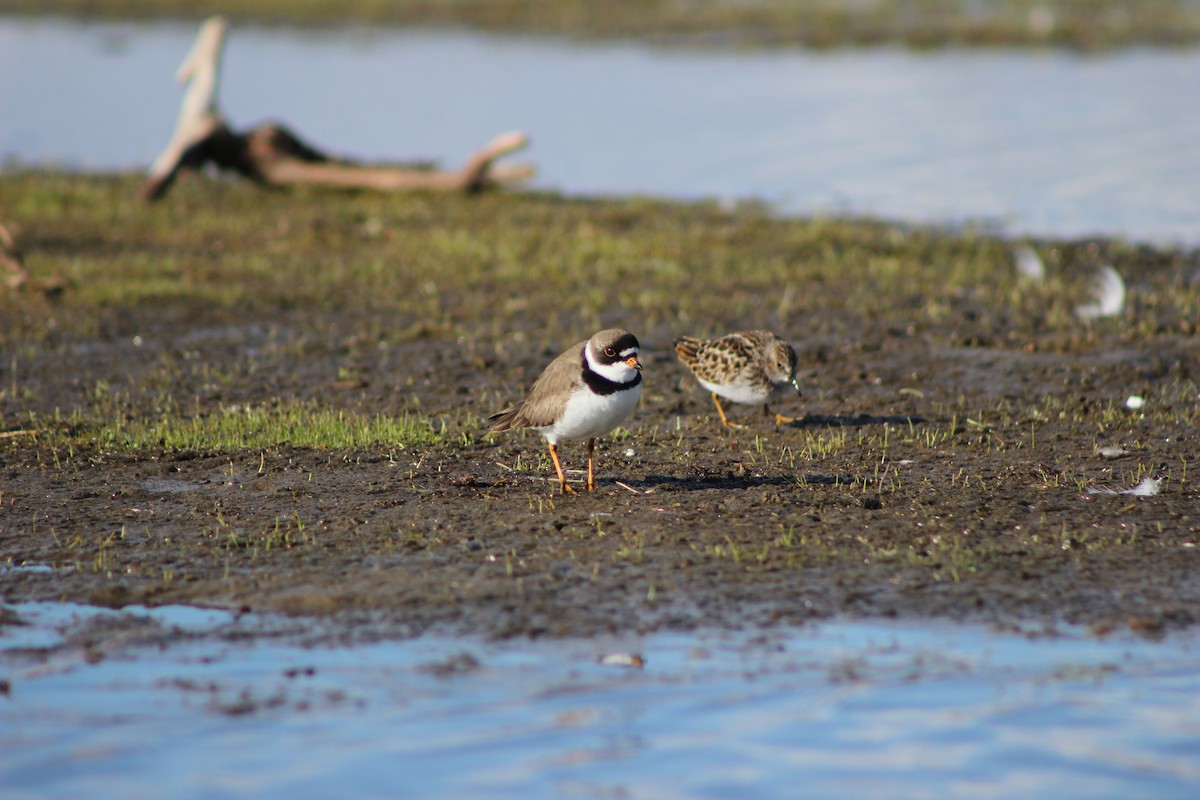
[{"x1": 141, "y1": 17, "x2": 533, "y2": 202}]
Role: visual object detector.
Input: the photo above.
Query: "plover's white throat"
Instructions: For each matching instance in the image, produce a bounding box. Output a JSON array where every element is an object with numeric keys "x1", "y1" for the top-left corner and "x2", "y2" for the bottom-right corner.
[
  {"x1": 489, "y1": 329, "x2": 642, "y2": 493},
  {"x1": 674, "y1": 330, "x2": 801, "y2": 428}
]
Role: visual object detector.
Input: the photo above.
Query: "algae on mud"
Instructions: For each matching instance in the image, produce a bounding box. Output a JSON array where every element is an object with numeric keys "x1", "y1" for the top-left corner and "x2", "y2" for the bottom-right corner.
[
  {"x1": 8, "y1": 0, "x2": 1200, "y2": 50},
  {"x1": 1, "y1": 172, "x2": 1199, "y2": 638}
]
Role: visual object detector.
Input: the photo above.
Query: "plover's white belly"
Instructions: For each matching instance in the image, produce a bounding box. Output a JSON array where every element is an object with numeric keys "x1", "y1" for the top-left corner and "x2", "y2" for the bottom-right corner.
[
  {"x1": 697, "y1": 377, "x2": 771, "y2": 406},
  {"x1": 540, "y1": 383, "x2": 641, "y2": 444}
]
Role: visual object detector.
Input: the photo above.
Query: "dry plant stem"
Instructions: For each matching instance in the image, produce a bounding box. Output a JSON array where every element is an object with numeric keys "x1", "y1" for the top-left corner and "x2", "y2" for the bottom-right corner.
[{"x1": 0, "y1": 222, "x2": 29, "y2": 289}]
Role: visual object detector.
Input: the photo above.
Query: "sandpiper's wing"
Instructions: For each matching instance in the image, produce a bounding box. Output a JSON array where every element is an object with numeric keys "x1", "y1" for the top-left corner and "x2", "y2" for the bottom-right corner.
[{"x1": 674, "y1": 332, "x2": 757, "y2": 383}]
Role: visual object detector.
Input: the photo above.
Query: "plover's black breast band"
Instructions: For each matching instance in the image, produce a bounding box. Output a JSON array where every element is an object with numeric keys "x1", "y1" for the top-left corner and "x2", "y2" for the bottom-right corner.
[{"x1": 581, "y1": 346, "x2": 642, "y2": 397}]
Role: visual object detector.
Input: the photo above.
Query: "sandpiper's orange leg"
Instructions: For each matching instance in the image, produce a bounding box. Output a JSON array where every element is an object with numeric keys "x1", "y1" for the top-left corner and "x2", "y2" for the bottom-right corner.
[
  {"x1": 585, "y1": 438, "x2": 597, "y2": 491},
  {"x1": 547, "y1": 442, "x2": 575, "y2": 494},
  {"x1": 712, "y1": 393, "x2": 746, "y2": 429},
  {"x1": 765, "y1": 404, "x2": 799, "y2": 427}
]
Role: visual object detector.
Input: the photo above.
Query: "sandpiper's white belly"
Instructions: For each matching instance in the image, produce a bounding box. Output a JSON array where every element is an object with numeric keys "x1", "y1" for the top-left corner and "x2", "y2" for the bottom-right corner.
[
  {"x1": 540, "y1": 383, "x2": 641, "y2": 444},
  {"x1": 697, "y1": 377, "x2": 771, "y2": 406}
]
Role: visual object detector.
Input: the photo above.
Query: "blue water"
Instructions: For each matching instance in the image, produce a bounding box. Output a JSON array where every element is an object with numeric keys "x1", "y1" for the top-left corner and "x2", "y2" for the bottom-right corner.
[
  {"x1": 1, "y1": 19, "x2": 1198, "y2": 245},
  {"x1": 1, "y1": 603, "x2": 1197, "y2": 798}
]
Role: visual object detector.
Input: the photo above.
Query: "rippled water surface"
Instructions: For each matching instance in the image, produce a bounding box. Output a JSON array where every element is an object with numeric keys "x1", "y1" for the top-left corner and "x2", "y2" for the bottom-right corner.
[
  {"x1": 2, "y1": 603, "x2": 1198, "y2": 799},
  {"x1": 2, "y1": 20, "x2": 1198, "y2": 244}
]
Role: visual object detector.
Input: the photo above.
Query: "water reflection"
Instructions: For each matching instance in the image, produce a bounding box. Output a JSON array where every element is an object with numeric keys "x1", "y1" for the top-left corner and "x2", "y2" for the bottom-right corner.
[
  {"x1": 1, "y1": 602, "x2": 1198, "y2": 798},
  {"x1": 1, "y1": 19, "x2": 1198, "y2": 244}
]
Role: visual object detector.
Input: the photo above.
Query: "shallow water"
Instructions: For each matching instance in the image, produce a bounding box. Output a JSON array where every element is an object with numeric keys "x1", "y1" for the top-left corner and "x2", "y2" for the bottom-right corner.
[
  {"x1": 1, "y1": 602, "x2": 1197, "y2": 798},
  {"x1": 2, "y1": 19, "x2": 1199, "y2": 245}
]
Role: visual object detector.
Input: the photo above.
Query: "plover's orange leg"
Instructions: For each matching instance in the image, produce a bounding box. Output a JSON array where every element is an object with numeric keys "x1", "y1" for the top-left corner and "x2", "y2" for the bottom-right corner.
[
  {"x1": 547, "y1": 442, "x2": 576, "y2": 494},
  {"x1": 585, "y1": 438, "x2": 597, "y2": 491},
  {"x1": 713, "y1": 393, "x2": 747, "y2": 429}
]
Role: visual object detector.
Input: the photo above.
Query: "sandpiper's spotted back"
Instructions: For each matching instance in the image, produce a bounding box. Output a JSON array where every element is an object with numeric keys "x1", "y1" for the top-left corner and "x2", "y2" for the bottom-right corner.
[{"x1": 674, "y1": 330, "x2": 801, "y2": 427}]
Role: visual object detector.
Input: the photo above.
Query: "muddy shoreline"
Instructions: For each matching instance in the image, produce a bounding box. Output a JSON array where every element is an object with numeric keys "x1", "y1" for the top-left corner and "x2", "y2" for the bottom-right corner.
[
  {"x1": 2, "y1": 175, "x2": 1199, "y2": 641},
  {"x1": 5, "y1": 319, "x2": 1199, "y2": 640}
]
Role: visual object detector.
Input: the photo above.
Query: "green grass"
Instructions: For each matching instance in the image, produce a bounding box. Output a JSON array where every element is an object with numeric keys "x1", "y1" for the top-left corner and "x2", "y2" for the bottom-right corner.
[
  {"x1": 33, "y1": 401, "x2": 441, "y2": 453},
  {"x1": 7, "y1": 172, "x2": 1197, "y2": 352},
  {"x1": 115, "y1": 403, "x2": 439, "y2": 450},
  {"x1": 7, "y1": 0, "x2": 1200, "y2": 49},
  {"x1": 4, "y1": 171, "x2": 1198, "y2": 465}
]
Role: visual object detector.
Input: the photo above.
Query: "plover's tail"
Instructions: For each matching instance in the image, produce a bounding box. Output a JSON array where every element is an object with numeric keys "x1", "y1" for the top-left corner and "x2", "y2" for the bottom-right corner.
[{"x1": 486, "y1": 403, "x2": 525, "y2": 432}]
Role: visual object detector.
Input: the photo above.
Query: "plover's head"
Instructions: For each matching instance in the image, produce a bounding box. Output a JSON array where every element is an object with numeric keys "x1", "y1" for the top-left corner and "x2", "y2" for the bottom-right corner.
[{"x1": 586, "y1": 328, "x2": 642, "y2": 382}]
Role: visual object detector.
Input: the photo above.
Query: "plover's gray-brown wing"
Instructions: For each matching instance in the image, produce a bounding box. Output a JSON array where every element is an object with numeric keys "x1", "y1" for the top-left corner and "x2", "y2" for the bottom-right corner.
[{"x1": 488, "y1": 340, "x2": 586, "y2": 432}]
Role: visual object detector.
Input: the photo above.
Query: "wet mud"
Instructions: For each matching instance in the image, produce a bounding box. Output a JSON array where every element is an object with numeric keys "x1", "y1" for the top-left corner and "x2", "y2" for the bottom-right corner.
[{"x1": 4, "y1": 303, "x2": 1199, "y2": 642}]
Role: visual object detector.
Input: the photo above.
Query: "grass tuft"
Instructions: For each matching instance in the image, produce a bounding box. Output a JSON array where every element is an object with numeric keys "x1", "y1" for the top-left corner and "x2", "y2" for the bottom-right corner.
[{"x1": 71, "y1": 402, "x2": 440, "y2": 453}]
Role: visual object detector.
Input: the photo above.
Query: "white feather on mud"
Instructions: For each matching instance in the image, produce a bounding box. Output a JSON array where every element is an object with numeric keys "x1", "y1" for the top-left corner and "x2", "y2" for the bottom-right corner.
[
  {"x1": 1086, "y1": 476, "x2": 1163, "y2": 497},
  {"x1": 1013, "y1": 245, "x2": 1045, "y2": 282},
  {"x1": 1075, "y1": 264, "x2": 1125, "y2": 319},
  {"x1": 599, "y1": 652, "x2": 645, "y2": 668},
  {"x1": 1095, "y1": 445, "x2": 1132, "y2": 459},
  {"x1": 1125, "y1": 395, "x2": 1145, "y2": 410}
]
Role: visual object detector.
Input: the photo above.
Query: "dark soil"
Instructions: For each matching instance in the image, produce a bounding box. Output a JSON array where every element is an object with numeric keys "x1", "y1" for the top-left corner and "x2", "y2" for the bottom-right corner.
[
  {"x1": 4, "y1": 309, "x2": 1199, "y2": 641},
  {"x1": 2, "y1": 176, "x2": 1199, "y2": 641}
]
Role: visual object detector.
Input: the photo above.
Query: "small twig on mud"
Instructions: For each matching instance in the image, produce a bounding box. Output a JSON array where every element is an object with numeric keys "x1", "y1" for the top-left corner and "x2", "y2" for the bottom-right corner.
[
  {"x1": 0, "y1": 430, "x2": 39, "y2": 439},
  {"x1": 614, "y1": 481, "x2": 644, "y2": 495},
  {"x1": 1, "y1": 221, "x2": 31, "y2": 289}
]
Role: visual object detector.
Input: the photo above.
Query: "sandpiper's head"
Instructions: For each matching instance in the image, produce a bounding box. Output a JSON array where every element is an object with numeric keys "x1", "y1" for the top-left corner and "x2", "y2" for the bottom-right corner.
[
  {"x1": 586, "y1": 328, "x2": 642, "y2": 382},
  {"x1": 765, "y1": 338, "x2": 801, "y2": 396}
]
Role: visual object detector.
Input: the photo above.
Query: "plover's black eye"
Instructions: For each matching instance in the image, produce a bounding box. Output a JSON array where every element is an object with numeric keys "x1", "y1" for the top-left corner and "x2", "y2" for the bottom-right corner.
[{"x1": 604, "y1": 347, "x2": 616, "y2": 358}]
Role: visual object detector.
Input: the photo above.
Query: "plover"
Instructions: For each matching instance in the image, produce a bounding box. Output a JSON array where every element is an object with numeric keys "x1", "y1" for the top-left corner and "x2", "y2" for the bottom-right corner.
[
  {"x1": 674, "y1": 330, "x2": 801, "y2": 428},
  {"x1": 488, "y1": 329, "x2": 643, "y2": 493}
]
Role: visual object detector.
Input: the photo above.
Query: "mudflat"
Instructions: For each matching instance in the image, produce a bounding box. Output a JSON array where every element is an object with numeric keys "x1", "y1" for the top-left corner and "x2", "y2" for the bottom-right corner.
[
  {"x1": 2, "y1": 174, "x2": 1198, "y2": 639},
  {"x1": 8, "y1": 0, "x2": 1200, "y2": 49}
]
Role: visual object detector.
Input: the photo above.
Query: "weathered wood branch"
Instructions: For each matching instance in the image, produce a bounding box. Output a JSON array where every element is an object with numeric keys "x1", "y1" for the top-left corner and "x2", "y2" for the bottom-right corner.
[
  {"x1": 146, "y1": 16, "x2": 226, "y2": 187},
  {"x1": 141, "y1": 16, "x2": 534, "y2": 202}
]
